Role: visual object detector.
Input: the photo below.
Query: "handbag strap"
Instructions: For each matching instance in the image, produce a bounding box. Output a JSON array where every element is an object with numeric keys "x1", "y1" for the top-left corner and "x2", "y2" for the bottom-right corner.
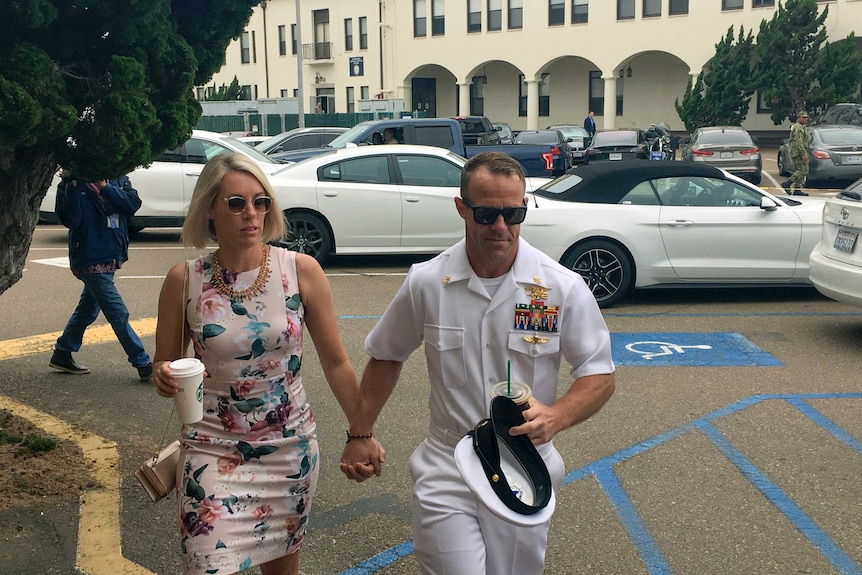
[{"x1": 152, "y1": 262, "x2": 189, "y2": 459}]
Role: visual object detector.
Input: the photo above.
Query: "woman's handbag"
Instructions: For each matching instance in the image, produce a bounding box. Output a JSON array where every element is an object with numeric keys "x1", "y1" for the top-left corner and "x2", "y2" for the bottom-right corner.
[
  {"x1": 135, "y1": 439, "x2": 180, "y2": 503},
  {"x1": 135, "y1": 263, "x2": 189, "y2": 503}
]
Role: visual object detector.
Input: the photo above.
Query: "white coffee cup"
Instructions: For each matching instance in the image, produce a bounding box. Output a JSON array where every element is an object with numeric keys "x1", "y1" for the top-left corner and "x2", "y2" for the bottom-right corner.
[
  {"x1": 490, "y1": 381, "x2": 532, "y2": 410},
  {"x1": 170, "y1": 358, "x2": 205, "y2": 424}
]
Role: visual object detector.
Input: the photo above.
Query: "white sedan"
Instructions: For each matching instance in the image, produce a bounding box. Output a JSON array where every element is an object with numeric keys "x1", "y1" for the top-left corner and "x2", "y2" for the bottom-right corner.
[
  {"x1": 268, "y1": 144, "x2": 549, "y2": 262},
  {"x1": 40, "y1": 130, "x2": 288, "y2": 230},
  {"x1": 809, "y1": 178, "x2": 862, "y2": 307},
  {"x1": 520, "y1": 160, "x2": 826, "y2": 307}
]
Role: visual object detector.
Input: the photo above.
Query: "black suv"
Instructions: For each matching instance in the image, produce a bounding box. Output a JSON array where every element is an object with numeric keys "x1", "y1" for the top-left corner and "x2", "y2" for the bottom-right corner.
[
  {"x1": 821, "y1": 103, "x2": 862, "y2": 127},
  {"x1": 451, "y1": 116, "x2": 501, "y2": 146}
]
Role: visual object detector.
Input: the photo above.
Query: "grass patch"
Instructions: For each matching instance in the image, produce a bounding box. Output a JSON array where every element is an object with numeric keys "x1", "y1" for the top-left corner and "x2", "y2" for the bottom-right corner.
[{"x1": 0, "y1": 427, "x2": 57, "y2": 455}]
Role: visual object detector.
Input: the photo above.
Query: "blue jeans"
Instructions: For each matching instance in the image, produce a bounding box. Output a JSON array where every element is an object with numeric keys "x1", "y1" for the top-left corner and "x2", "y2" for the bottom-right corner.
[{"x1": 55, "y1": 272, "x2": 150, "y2": 368}]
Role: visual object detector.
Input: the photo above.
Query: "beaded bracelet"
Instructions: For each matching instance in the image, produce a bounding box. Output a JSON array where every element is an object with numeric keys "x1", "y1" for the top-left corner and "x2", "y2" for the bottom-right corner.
[{"x1": 345, "y1": 431, "x2": 374, "y2": 444}]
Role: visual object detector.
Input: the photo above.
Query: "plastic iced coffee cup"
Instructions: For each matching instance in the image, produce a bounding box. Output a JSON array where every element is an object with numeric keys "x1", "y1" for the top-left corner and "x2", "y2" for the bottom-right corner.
[
  {"x1": 170, "y1": 358, "x2": 205, "y2": 424},
  {"x1": 490, "y1": 381, "x2": 532, "y2": 410}
]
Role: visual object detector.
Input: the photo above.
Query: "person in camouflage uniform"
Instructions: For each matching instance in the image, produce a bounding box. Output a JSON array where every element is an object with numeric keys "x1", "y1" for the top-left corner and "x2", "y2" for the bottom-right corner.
[{"x1": 783, "y1": 110, "x2": 812, "y2": 196}]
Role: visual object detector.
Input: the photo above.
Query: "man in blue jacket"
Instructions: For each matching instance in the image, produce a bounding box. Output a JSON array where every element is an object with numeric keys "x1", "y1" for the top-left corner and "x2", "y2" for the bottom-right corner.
[{"x1": 50, "y1": 170, "x2": 152, "y2": 380}]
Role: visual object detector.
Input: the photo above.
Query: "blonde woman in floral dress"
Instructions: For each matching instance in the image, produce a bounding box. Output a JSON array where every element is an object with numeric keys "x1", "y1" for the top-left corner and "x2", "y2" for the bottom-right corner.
[{"x1": 152, "y1": 153, "x2": 383, "y2": 575}]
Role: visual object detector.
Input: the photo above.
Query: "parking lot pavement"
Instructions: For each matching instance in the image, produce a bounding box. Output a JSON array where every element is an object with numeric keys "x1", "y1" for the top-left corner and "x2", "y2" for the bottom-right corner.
[{"x1": 2, "y1": 229, "x2": 862, "y2": 574}]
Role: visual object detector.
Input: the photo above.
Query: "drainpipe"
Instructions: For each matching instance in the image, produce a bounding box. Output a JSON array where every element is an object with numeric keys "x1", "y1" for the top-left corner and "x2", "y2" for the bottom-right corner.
[
  {"x1": 262, "y1": 1, "x2": 269, "y2": 98},
  {"x1": 296, "y1": 0, "x2": 305, "y2": 127}
]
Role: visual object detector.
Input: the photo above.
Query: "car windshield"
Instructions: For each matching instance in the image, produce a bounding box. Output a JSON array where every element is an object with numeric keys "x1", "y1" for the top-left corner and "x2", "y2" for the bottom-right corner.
[
  {"x1": 255, "y1": 133, "x2": 294, "y2": 151},
  {"x1": 698, "y1": 130, "x2": 752, "y2": 146},
  {"x1": 594, "y1": 132, "x2": 637, "y2": 146},
  {"x1": 228, "y1": 139, "x2": 280, "y2": 163},
  {"x1": 552, "y1": 126, "x2": 588, "y2": 139},
  {"x1": 458, "y1": 119, "x2": 489, "y2": 134},
  {"x1": 819, "y1": 129, "x2": 862, "y2": 145},
  {"x1": 326, "y1": 123, "x2": 378, "y2": 148},
  {"x1": 515, "y1": 132, "x2": 557, "y2": 145}
]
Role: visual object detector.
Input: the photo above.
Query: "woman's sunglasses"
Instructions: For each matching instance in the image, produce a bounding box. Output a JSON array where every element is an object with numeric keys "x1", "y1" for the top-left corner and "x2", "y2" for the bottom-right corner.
[
  {"x1": 461, "y1": 197, "x2": 528, "y2": 225},
  {"x1": 223, "y1": 195, "x2": 272, "y2": 215}
]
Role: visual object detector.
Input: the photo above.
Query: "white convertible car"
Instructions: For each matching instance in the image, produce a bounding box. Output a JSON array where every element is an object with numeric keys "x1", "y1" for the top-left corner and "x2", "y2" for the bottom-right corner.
[{"x1": 520, "y1": 160, "x2": 826, "y2": 307}]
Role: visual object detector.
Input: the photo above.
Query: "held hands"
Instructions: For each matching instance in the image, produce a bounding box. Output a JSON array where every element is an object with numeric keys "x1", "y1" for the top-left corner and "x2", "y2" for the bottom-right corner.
[
  {"x1": 153, "y1": 360, "x2": 208, "y2": 399},
  {"x1": 340, "y1": 437, "x2": 386, "y2": 482}
]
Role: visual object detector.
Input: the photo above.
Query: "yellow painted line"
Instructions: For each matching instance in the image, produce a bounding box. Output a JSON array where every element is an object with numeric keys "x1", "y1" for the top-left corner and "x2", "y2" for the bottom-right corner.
[
  {"x1": 0, "y1": 318, "x2": 158, "y2": 362},
  {"x1": 0, "y1": 395, "x2": 155, "y2": 575}
]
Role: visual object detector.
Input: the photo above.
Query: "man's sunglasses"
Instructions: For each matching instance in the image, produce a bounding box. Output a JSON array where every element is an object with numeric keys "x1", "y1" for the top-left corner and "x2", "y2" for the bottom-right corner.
[
  {"x1": 461, "y1": 197, "x2": 528, "y2": 225},
  {"x1": 223, "y1": 195, "x2": 272, "y2": 214}
]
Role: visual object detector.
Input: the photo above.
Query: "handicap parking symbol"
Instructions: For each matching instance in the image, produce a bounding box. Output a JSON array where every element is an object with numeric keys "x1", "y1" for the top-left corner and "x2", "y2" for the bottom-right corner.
[{"x1": 611, "y1": 332, "x2": 782, "y2": 367}]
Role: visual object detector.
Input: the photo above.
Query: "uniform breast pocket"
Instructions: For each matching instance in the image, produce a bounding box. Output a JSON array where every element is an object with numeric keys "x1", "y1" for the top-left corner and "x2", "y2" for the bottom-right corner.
[
  {"x1": 423, "y1": 325, "x2": 467, "y2": 388},
  {"x1": 507, "y1": 331, "x2": 562, "y2": 390}
]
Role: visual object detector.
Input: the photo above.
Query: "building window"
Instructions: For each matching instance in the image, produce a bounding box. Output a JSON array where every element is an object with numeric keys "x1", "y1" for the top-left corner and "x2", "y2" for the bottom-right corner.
[
  {"x1": 756, "y1": 92, "x2": 773, "y2": 113},
  {"x1": 251, "y1": 31, "x2": 257, "y2": 63},
  {"x1": 414, "y1": 0, "x2": 427, "y2": 37},
  {"x1": 753, "y1": 0, "x2": 774, "y2": 5},
  {"x1": 669, "y1": 0, "x2": 688, "y2": 14},
  {"x1": 241, "y1": 85, "x2": 252, "y2": 100},
  {"x1": 291, "y1": 24, "x2": 297, "y2": 55},
  {"x1": 240, "y1": 32, "x2": 250, "y2": 64},
  {"x1": 470, "y1": 76, "x2": 485, "y2": 115},
  {"x1": 347, "y1": 87, "x2": 356, "y2": 113},
  {"x1": 359, "y1": 17, "x2": 368, "y2": 49},
  {"x1": 468, "y1": 0, "x2": 482, "y2": 32},
  {"x1": 588, "y1": 71, "x2": 603, "y2": 116},
  {"x1": 489, "y1": 0, "x2": 502, "y2": 30},
  {"x1": 517, "y1": 75, "x2": 550, "y2": 117},
  {"x1": 549, "y1": 0, "x2": 564, "y2": 25},
  {"x1": 345, "y1": 18, "x2": 354, "y2": 50},
  {"x1": 722, "y1": 0, "x2": 743, "y2": 9},
  {"x1": 278, "y1": 25, "x2": 287, "y2": 56},
  {"x1": 432, "y1": 0, "x2": 445, "y2": 34},
  {"x1": 572, "y1": 0, "x2": 588, "y2": 23},
  {"x1": 196, "y1": 87, "x2": 205, "y2": 100},
  {"x1": 280, "y1": 89, "x2": 289, "y2": 97},
  {"x1": 508, "y1": 0, "x2": 523, "y2": 29},
  {"x1": 617, "y1": 0, "x2": 635, "y2": 19},
  {"x1": 643, "y1": 0, "x2": 661, "y2": 17},
  {"x1": 616, "y1": 77, "x2": 624, "y2": 116},
  {"x1": 361, "y1": 86, "x2": 370, "y2": 100}
]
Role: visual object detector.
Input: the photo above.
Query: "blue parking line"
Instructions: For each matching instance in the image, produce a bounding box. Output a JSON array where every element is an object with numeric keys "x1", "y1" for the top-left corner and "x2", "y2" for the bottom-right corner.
[
  {"x1": 335, "y1": 393, "x2": 862, "y2": 575},
  {"x1": 696, "y1": 420, "x2": 861, "y2": 575}
]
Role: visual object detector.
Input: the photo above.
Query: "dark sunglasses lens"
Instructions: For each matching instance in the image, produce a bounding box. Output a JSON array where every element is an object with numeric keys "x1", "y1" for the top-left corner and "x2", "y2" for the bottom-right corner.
[
  {"x1": 472, "y1": 206, "x2": 527, "y2": 225},
  {"x1": 226, "y1": 197, "x2": 246, "y2": 213},
  {"x1": 253, "y1": 197, "x2": 272, "y2": 213}
]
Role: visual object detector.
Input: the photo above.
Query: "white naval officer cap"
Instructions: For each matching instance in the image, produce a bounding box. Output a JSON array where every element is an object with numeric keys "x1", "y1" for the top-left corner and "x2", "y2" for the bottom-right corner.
[{"x1": 454, "y1": 395, "x2": 556, "y2": 527}]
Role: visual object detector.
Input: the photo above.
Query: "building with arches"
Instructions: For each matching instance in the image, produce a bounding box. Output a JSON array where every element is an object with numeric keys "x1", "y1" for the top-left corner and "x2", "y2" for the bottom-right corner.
[{"x1": 200, "y1": 0, "x2": 862, "y2": 134}]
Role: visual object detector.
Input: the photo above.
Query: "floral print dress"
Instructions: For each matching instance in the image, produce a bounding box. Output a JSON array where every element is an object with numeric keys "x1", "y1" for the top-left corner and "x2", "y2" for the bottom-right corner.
[{"x1": 178, "y1": 247, "x2": 318, "y2": 574}]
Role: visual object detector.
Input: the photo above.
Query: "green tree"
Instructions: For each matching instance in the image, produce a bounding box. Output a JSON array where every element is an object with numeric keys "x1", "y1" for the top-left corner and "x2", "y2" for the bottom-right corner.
[
  {"x1": 753, "y1": 0, "x2": 829, "y2": 124},
  {"x1": 0, "y1": 0, "x2": 261, "y2": 295},
  {"x1": 205, "y1": 76, "x2": 245, "y2": 101},
  {"x1": 675, "y1": 26, "x2": 755, "y2": 132},
  {"x1": 807, "y1": 35, "x2": 862, "y2": 114}
]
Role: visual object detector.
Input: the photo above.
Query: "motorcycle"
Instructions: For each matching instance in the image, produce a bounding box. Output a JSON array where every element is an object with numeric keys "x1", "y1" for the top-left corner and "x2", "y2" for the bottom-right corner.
[{"x1": 644, "y1": 122, "x2": 675, "y2": 161}]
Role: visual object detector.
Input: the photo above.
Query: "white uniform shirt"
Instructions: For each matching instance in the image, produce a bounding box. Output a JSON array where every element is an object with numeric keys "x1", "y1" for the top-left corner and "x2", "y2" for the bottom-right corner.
[{"x1": 365, "y1": 238, "x2": 615, "y2": 439}]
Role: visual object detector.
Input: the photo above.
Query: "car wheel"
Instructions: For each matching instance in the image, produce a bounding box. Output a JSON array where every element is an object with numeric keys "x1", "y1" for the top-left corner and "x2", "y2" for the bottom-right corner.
[
  {"x1": 750, "y1": 173, "x2": 762, "y2": 186},
  {"x1": 560, "y1": 240, "x2": 634, "y2": 308},
  {"x1": 271, "y1": 211, "x2": 333, "y2": 264}
]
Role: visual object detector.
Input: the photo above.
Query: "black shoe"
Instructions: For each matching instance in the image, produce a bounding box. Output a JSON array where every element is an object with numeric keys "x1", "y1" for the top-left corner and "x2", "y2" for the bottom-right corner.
[
  {"x1": 49, "y1": 351, "x2": 90, "y2": 375},
  {"x1": 784, "y1": 188, "x2": 793, "y2": 195},
  {"x1": 793, "y1": 190, "x2": 809, "y2": 196},
  {"x1": 137, "y1": 362, "x2": 153, "y2": 381}
]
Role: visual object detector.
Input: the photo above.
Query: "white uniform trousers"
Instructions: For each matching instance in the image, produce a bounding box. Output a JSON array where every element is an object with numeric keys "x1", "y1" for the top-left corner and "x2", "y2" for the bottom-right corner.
[{"x1": 409, "y1": 431, "x2": 565, "y2": 575}]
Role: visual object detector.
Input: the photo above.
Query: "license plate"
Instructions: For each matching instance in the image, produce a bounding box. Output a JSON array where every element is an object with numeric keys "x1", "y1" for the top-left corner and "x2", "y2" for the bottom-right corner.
[
  {"x1": 834, "y1": 228, "x2": 858, "y2": 253},
  {"x1": 609, "y1": 153, "x2": 622, "y2": 160},
  {"x1": 720, "y1": 151, "x2": 734, "y2": 159},
  {"x1": 844, "y1": 155, "x2": 861, "y2": 164}
]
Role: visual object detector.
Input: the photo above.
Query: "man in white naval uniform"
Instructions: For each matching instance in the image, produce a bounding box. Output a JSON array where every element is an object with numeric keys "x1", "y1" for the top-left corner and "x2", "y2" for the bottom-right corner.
[{"x1": 341, "y1": 152, "x2": 615, "y2": 575}]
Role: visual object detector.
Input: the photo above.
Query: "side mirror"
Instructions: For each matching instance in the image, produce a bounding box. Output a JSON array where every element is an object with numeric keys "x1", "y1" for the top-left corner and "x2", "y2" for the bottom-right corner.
[{"x1": 760, "y1": 196, "x2": 779, "y2": 211}]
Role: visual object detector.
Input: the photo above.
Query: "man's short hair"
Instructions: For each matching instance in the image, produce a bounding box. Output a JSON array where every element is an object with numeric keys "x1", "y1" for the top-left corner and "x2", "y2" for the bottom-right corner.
[{"x1": 460, "y1": 152, "x2": 525, "y2": 197}]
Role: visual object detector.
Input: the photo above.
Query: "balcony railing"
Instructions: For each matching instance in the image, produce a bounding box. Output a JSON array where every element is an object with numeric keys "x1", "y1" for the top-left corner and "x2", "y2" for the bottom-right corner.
[{"x1": 302, "y1": 42, "x2": 333, "y2": 61}]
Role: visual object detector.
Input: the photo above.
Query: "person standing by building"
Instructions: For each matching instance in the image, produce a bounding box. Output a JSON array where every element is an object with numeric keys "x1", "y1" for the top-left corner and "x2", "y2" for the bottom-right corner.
[
  {"x1": 584, "y1": 110, "x2": 597, "y2": 142},
  {"x1": 782, "y1": 110, "x2": 812, "y2": 196},
  {"x1": 50, "y1": 170, "x2": 153, "y2": 379},
  {"x1": 340, "y1": 152, "x2": 616, "y2": 575}
]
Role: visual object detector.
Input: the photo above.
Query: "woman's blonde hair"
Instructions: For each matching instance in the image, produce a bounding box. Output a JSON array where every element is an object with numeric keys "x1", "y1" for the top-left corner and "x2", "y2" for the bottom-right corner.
[{"x1": 181, "y1": 153, "x2": 285, "y2": 248}]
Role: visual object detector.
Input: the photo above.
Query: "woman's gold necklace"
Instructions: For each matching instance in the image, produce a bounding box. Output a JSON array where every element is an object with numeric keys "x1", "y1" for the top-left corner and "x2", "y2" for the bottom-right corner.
[{"x1": 211, "y1": 244, "x2": 272, "y2": 302}]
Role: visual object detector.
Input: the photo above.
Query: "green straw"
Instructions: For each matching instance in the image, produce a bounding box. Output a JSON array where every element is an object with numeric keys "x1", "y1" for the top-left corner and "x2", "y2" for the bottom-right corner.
[{"x1": 507, "y1": 360, "x2": 511, "y2": 397}]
